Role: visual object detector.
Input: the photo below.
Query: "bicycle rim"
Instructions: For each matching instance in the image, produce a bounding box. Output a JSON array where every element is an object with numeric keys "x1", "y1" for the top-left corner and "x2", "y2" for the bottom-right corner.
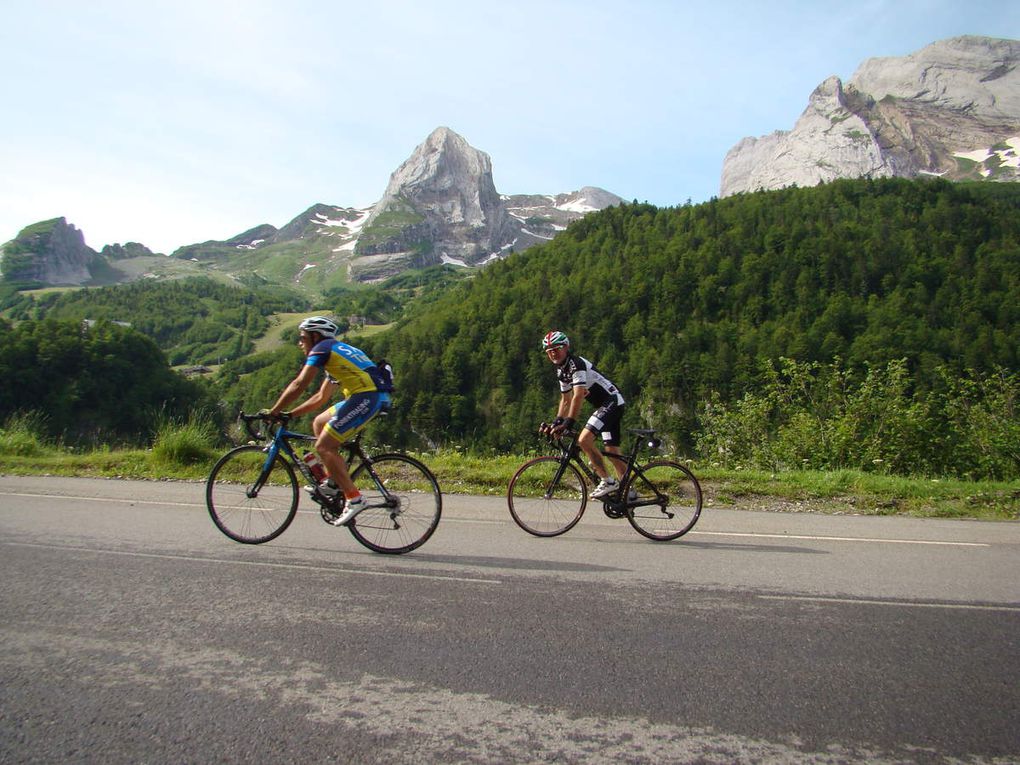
[
  {"x1": 206, "y1": 445, "x2": 299, "y2": 544},
  {"x1": 507, "y1": 456, "x2": 587, "y2": 537},
  {"x1": 624, "y1": 460, "x2": 702, "y2": 541},
  {"x1": 348, "y1": 454, "x2": 442, "y2": 554}
]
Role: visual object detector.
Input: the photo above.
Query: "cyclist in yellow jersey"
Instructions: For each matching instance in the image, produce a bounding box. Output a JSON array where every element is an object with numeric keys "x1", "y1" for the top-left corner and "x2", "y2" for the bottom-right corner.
[{"x1": 266, "y1": 316, "x2": 393, "y2": 525}]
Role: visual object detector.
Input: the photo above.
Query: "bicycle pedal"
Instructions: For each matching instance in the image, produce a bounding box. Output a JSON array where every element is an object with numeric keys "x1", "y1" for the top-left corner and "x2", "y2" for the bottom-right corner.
[
  {"x1": 320, "y1": 507, "x2": 345, "y2": 526},
  {"x1": 602, "y1": 503, "x2": 627, "y2": 519}
]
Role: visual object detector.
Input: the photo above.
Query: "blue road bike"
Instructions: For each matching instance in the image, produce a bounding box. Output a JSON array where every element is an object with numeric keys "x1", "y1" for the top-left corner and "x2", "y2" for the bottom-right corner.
[{"x1": 206, "y1": 412, "x2": 441, "y2": 554}]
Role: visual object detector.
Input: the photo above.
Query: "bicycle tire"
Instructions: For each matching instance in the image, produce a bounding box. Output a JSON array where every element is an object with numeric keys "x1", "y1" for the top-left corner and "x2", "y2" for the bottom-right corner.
[
  {"x1": 507, "y1": 456, "x2": 587, "y2": 537},
  {"x1": 206, "y1": 445, "x2": 299, "y2": 544},
  {"x1": 348, "y1": 453, "x2": 442, "y2": 554},
  {"x1": 623, "y1": 459, "x2": 702, "y2": 541}
]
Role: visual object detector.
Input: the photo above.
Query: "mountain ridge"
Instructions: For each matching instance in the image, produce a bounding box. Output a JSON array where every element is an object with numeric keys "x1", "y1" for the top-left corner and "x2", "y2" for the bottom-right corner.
[{"x1": 1, "y1": 128, "x2": 622, "y2": 290}]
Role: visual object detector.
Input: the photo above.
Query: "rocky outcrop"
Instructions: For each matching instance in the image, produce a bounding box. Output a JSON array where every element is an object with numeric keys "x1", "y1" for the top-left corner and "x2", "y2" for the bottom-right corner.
[
  {"x1": 349, "y1": 129, "x2": 622, "y2": 279},
  {"x1": 721, "y1": 36, "x2": 1020, "y2": 196},
  {"x1": 352, "y1": 127, "x2": 517, "y2": 277},
  {"x1": 0, "y1": 217, "x2": 97, "y2": 285},
  {"x1": 101, "y1": 242, "x2": 157, "y2": 260}
]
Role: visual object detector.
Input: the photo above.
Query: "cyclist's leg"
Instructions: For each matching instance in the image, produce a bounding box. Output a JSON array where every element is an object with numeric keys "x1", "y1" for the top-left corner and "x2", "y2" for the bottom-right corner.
[
  {"x1": 319, "y1": 392, "x2": 386, "y2": 496},
  {"x1": 577, "y1": 426, "x2": 608, "y2": 479},
  {"x1": 598, "y1": 404, "x2": 626, "y2": 480},
  {"x1": 584, "y1": 404, "x2": 626, "y2": 480},
  {"x1": 311, "y1": 408, "x2": 331, "y2": 438}
]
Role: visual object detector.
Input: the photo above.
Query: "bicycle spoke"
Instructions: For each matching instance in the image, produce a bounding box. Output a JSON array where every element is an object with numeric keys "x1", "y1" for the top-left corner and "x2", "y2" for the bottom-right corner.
[
  {"x1": 206, "y1": 445, "x2": 299, "y2": 544},
  {"x1": 624, "y1": 460, "x2": 702, "y2": 541},
  {"x1": 348, "y1": 454, "x2": 442, "y2": 554},
  {"x1": 507, "y1": 456, "x2": 587, "y2": 537}
]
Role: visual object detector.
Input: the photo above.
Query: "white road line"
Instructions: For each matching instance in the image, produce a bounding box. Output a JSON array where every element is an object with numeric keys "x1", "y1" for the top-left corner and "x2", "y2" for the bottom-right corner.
[
  {"x1": 1, "y1": 492, "x2": 996, "y2": 546},
  {"x1": 3, "y1": 491, "x2": 206, "y2": 509},
  {"x1": 690, "y1": 530, "x2": 989, "y2": 547},
  {"x1": 759, "y1": 594, "x2": 1020, "y2": 613},
  {"x1": 1, "y1": 541, "x2": 502, "y2": 585}
]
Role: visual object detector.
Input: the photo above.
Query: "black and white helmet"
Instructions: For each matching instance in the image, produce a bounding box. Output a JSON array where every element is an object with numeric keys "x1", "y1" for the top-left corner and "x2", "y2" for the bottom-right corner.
[{"x1": 298, "y1": 316, "x2": 338, "y2": 339}]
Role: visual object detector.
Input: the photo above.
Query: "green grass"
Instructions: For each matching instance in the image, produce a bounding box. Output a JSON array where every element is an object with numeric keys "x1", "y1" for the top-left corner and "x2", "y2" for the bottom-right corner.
[
  {"x1": 697, "y1": 467, "x2": 1020, "y2": 520},
  {"x1": 1, "y1": 422, "x2": 1017, "y2": 520},
  {"x1": 347, "y1": 322, "x2": 395, "y2": 339},
  {"x1": 251, "y1": 312, "x2": 313, "y2": 354}
]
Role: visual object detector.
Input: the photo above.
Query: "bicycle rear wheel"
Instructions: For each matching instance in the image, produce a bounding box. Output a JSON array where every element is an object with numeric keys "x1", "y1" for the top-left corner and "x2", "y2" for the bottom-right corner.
[
  {"x1": 348, "y1": 454, "x2": 442, "y2": 554},
  {"x1": 507, "y1": 456, "x2": 587, "y2": 537},
  {"x1": 623, "y1": 460, "x2": 702, "y2": 541},
  {"x1": 206, "y1": 445, "x2": 299, "y2": 544}
]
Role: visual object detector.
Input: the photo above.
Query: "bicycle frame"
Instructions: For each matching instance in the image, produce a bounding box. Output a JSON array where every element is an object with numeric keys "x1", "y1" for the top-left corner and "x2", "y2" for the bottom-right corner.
[
  {"x1": 509, "y1": 426, "x2": 700, "y2": 541},
  {"x1": 548, "y1": 429, "x2": 666, "y2": 517},
  {"x1": 243, "y1": 414, "x2": 390, "y2": 512}
]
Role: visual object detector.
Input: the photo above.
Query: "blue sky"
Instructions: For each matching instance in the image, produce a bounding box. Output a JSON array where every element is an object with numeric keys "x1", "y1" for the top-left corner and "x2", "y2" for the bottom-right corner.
[{"x1": 1, "y1": 0, "x2": 1017, "y2": 254}]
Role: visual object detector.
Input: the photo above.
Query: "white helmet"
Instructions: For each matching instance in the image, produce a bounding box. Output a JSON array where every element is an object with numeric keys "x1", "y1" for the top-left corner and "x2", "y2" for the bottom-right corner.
[{"x1": 298, "y1": 316, "x2": 338, "y2": 339}]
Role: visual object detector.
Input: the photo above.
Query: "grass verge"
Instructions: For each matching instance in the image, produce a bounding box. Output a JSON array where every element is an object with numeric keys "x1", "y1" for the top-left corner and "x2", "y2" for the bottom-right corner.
[{"x1": 1, "y1": 440, "x2": 1017, "y2": 521}]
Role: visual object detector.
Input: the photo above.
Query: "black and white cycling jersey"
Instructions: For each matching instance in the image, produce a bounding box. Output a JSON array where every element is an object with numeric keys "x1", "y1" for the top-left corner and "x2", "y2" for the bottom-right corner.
[{"x1": 556, "y1": 354, "x2": 625, "y2": 408}]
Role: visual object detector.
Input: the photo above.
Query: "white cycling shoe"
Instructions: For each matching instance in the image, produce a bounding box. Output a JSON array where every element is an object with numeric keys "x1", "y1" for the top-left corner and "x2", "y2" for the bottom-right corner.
[
  {"x1": 591, "y1": 478, "x2": 620, "y2": 498},
  {"x1": 334, "y1": 495, "x2": 367, "y2": 526}
]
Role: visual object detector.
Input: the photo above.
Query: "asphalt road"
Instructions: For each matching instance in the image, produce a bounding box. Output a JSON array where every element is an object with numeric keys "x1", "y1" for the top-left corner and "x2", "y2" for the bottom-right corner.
[{"x1": 1, "y1": 475, "x2": 1018, "y2": 764}]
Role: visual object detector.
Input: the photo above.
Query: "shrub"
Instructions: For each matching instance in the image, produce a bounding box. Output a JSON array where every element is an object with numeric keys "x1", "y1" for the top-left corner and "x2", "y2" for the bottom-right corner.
[
  {"x1": 696, "y1": 358, "x2": 1019, "y2": 480},
  {"x1": 0, "y1": 411, "x2": 50, "y2": 457},
  {"x1": 151, "y1": 416, "x2": 218, "y2": 466}
]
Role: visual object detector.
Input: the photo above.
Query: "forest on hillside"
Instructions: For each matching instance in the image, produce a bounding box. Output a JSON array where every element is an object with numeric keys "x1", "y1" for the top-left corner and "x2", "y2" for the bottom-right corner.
[
  {"x1": 350, "y1": 178, "x2": 1018, "y2": 476},
  {"x1": 0, "y1": 278, "x2": 306, "y2": 365},
  {"x1": 1, "y1": 178, "x2": 1017, "y2": 478},
  {"x1": 0, "y1": 318, "x2": 215, "y2": 442}
]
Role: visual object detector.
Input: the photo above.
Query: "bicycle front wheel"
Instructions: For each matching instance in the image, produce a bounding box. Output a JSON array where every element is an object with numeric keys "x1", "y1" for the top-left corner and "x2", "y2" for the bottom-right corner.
[
  {"x1": 507, "y1": 456, "x2": 587, "y2": 537},
  {"x1": 348, "y1": 454, "x2": 442, "y2": 554},
  {"x1": 206, "y1": 445, "x2": 299, "y2": 544},
  {"x1": 624, "y1": 460, "x2": 702, "y2": 541}
]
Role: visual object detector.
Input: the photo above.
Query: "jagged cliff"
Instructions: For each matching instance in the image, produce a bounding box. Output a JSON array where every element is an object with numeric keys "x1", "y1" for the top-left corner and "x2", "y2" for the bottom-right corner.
[
  {"x1": 347, "y1": 128, "x2": 622, "y2": 280},
  {"x1": 0, "y1": 218, "x2": 97, "y2": 286},
  {"x1": 721, "y1": 36, "x2": 1020, "y2": 196}
]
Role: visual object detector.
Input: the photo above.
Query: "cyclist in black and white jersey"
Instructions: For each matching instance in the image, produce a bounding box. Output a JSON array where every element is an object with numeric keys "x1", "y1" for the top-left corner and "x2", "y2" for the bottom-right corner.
[{"x1": 541, "y1": 330, "x2": 627, "y2": 498}]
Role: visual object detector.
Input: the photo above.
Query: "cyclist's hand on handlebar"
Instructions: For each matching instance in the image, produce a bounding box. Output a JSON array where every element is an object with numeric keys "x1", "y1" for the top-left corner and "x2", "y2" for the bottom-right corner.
[
  {"x1": 256, "y1": 408, "x2": 289, "y2": 421},
  {"x1": 549, "y1": 417, "x2": 574, "y2": 438}
]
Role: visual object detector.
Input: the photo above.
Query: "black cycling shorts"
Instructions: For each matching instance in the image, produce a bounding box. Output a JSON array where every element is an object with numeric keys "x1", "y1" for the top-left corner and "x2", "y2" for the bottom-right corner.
[{"x1": 584, "y1": 403, "x2": 625, "y2": 447}]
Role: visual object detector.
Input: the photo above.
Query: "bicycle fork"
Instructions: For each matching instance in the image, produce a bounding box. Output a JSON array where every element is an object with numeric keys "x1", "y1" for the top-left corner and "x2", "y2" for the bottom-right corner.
[
  {"x1": 248, "y1": 443, "x2": 284, "y2": 499},
  {"x1": 359, "y1": 461, "x2": 403, "y2": 529},
  {"x1": 544, "y1": 457, "x2": 575, "y2": 501}
]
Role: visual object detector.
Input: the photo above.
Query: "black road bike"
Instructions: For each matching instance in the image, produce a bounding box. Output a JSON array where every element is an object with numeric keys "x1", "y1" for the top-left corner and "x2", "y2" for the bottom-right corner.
[
  {"x1": 206, "y1": 412, "x2": 442, "y2": 554},
  {"x1": 507, "y1": 427, "x2": 702, "y2": 541}
]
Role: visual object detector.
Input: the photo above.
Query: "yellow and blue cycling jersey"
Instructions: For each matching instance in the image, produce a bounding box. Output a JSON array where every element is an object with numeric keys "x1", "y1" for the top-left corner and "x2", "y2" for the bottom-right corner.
[
  {"x1": 306, "y1": 339, "x2": 393, "y2": 443},
  {"x1": 305, "y1": 339, "x2": 393, "y2": 399}
]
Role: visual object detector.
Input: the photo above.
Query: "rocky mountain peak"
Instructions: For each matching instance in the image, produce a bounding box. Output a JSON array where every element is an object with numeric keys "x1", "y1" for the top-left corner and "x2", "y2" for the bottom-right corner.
[
  {"x1": 721, "y1": 36, "x2": 1020, "y2": 197},
  {"x1": 384, "y1": 126, "x2": 495, "y2": 204},
  {"x1": 0, "y1": 217, "x2": 97, "y2": 286},
  {"x1": 354, "y1": 127, "x2": 515, "y2": 276}
]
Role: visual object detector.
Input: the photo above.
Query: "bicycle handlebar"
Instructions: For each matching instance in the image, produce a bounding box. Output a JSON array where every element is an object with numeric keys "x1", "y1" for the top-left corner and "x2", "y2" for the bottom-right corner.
[
  {"x1": 239, "y1": 411, "x2": 291, "y2": 441},
  {"x1": 537, "y1": 423, "x2": 578, "y2": 450}
]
